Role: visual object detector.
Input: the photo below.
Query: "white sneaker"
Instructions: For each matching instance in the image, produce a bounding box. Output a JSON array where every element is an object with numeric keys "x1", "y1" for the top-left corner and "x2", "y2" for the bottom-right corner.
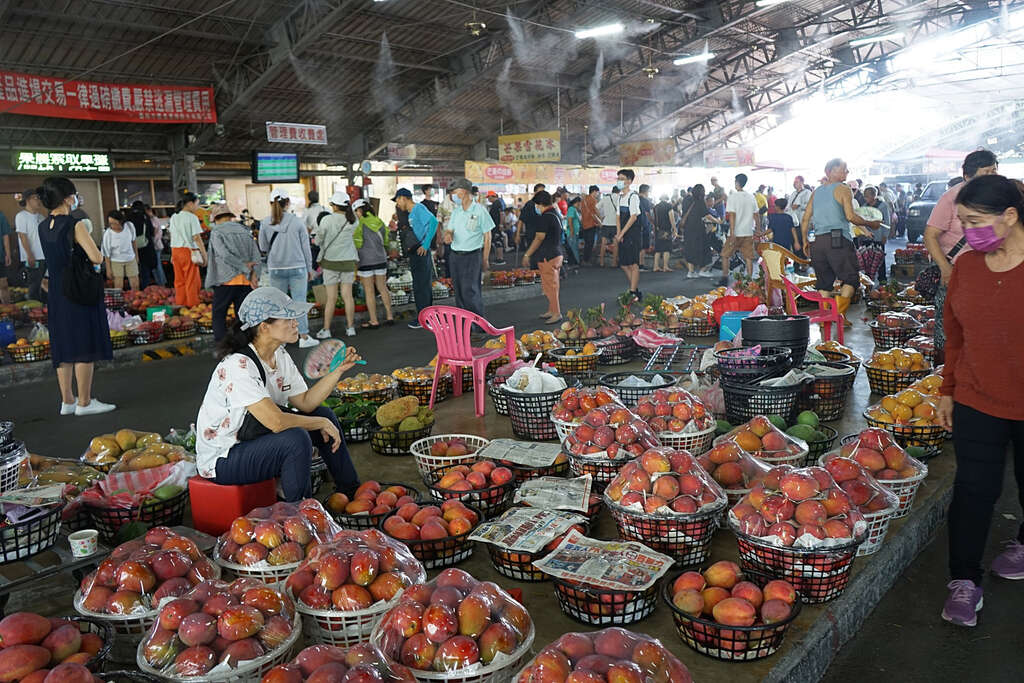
[
  {"x1": 75, "y1": 399, "x2": 116, "y2": 416},
  {"x1": 346, "y1": 327, "x2": 356, "y2": 337},
  {"x1": 60, "y1": 400, "x2": 77, "y2": 416},
  {"x1": 298, "y1": 336, "x2": 320, "y2": 349},
  {"x1": 315, "y1": 328, "x2": 331, "y2": 340}
]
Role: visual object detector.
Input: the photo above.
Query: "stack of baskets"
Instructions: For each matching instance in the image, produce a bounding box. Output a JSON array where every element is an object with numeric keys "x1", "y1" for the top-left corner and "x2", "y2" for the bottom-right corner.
[
  {"x1": 717, "y1": 346, "x2": 808, "y2": 425},
  {"x1": 742, "y1": 315, "x2": 810, "y2": 366},
  {"x1": 797, "y1": 362, "x2": 857, "y2": 421}
]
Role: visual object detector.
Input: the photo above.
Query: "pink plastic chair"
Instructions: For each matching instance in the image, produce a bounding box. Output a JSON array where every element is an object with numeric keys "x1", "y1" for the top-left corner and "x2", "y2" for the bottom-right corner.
[
  {"x1": 418, "y1": 306, "x2": 516, "y2": 416},
  {"x1": 782, "y1": 277, "x2": 844, "y2": 344}
]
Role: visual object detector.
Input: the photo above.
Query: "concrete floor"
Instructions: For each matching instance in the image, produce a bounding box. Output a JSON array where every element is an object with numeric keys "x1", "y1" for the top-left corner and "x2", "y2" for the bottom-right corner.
[{"x1": 4, "y1": 259, "x2": 1022, "y2": 679}]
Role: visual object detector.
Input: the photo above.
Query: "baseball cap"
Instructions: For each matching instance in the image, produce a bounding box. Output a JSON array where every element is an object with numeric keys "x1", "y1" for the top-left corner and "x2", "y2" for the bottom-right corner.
[
  {"x1": 329, "y1": 191, "x2": 350, "y2": 206},
  {"x1": 450, "y1": 178, "x2": 472, "y2": 192},
  {"x1": 210, "y1": 204, "x2": 235, "y2": 220},
  {"x1": 391, "y1": 188, "x2": 412, "y2": 201},
  {"x1": 486, "y1": 190, "x2": 497, "y2": 198},
  {"x1": 238, "y1": 287, "x2": 313, "y2": 331},
  {"x1": 270, "y1": 188, "x2": 290, "y2": 202}
]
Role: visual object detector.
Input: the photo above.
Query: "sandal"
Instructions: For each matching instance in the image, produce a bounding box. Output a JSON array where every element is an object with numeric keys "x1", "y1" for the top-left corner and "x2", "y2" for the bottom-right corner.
[{"x1": 361, "y1": 322, "x2": 380, "y2": 329}]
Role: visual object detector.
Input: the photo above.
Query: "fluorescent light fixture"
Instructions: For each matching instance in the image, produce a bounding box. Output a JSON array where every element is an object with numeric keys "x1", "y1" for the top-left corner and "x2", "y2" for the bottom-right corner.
[
  {"x1": 756, "y1": 0, "x2": 788, "y2": 7},
  {"x1": 674, "y1": 52, "x2": 715, "y2": 65},
  {"x1": 850, "y1": 31, "x2": 904, "y2": 47},
  {"x1": 575, "y1": 23, "x2": 624, "y2": 39}
]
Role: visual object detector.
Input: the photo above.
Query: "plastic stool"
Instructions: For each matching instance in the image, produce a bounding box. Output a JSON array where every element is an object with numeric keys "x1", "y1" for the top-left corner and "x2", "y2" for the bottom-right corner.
[{"x1": 188, "y1": 476, "x2": 277, "y2": 536}]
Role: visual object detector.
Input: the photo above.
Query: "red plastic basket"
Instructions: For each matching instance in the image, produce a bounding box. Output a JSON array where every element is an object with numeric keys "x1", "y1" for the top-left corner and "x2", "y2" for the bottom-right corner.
[
  {"x1": 712, "y1": 295, "x2": 761, "y2": 324},
  {"x1": 734, "y1": 533, "x2": 862, "y2": 603}
]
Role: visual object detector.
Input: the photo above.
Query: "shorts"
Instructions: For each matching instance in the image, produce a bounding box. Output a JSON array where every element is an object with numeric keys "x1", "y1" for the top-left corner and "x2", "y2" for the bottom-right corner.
[
  {"x1": 721, "y1": 235, "x2": 755, "y2": 262},
  {"x1": 617, "y1": 232, "x2": 641, "y2": 266},
  {"x1": 357, "y1": 265, "x2": 387, "y2": 277},
  {"x1": 323, "y1": 268, "x2": 355, "y2": 286},
  {"x1": 110, "y1": 260, "x2": 139, "y2": 278},
  {"x1": 810, "y1": 237, "x2": 859, "y2": 290},
  {"x1": 599, "y1": 225, "x2": 617, "y2": 241}
]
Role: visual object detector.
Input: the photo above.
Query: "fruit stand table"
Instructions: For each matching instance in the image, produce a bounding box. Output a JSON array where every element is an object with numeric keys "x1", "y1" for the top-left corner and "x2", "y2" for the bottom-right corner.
[{"x1": 0, "y1": 525, "x2": 215, "y2": 616}]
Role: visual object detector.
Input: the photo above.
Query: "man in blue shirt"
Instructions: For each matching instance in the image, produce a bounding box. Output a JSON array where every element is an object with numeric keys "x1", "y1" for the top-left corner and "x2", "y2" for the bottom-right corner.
[
  {"x1": 392, "y1": 188, "x2": 438, "y2": 329},
  {"x1": 444, "y1": 178, "x2": 493, "y2": 321}
]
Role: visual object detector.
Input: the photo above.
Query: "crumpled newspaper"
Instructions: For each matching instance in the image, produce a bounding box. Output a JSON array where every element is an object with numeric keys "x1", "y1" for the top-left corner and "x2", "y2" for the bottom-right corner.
[
  {"x1": 759, "y1": 369, "x2": 814, "y2": 386},
  {"x1": 802, "y1": 363, "x2": 851, "y2": 377},
  {"x1": 803, "y1": 347, "x2": 827, "y2": 364},
  {"x1": 614, "y1": 374, "x2": 671, "y2": 388}
]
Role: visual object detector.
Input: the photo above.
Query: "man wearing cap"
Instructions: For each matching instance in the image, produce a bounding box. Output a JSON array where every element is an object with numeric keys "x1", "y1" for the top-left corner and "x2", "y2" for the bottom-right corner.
[
  {"x1": 195, "y1": 287, "x2": 362, "y2": 502},
  {"x1": 392, "y1": 188, "x2": 438, "y2": 328},
  {"x1": 444, "y1": 178, "x2": 492, "y2": 320},
  {"x1": 205, "y1": 204, "x2": 261, "y2": 341},
  {"x1": 15, "y1": 188, "x2": 46, "y2": 301}
]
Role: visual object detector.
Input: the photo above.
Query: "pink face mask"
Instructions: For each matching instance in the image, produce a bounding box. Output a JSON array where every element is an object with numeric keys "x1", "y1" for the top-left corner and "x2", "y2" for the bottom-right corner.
[{"x1": 964, "y1": 224, "x2": 1005, "y2": 252}]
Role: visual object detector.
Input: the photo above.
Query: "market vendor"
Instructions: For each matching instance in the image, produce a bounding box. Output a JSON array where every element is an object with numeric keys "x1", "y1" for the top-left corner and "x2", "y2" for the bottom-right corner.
[{"x1": 195, "y1": 287, "x2": 361, "y2": 502}]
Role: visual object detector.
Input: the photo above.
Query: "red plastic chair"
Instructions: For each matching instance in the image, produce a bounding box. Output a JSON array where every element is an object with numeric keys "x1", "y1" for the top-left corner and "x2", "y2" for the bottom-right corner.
[
  {"x1": 782, "y1": 277, "x2": 843, "y2": 343},
  {"x1": 418, "y1": 306, "x2": 516, "y2": 416}
]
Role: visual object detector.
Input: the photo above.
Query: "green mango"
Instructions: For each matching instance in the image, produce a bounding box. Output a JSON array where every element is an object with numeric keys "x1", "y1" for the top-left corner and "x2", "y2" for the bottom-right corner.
[
  {"x1": 715, "y1": 419, "x2": 733, "y2": 435},
  {"x1": 768, "y1": 415, "x2": 787, "y2": 430},
  {"x1": 152, "y1": 484, "x2": 183, "y2": 501},
  {"x1": 796, "y1": 410, "x2": 820, "y2": 428},
  {"x1": 114, "y1": 521, "x2": 148, "y2": 544}
]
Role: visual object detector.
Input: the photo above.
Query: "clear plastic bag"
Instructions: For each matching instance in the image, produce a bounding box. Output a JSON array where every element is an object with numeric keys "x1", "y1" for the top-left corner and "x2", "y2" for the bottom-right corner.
[
  {"x1": 82, "y1": 429, "x2": 165, "y2": 469},
  {"x1": 264, "y1": 642, "x2": 416, "y2": 681},
  {"x1": 550, "y1": 387, "x2": 624, "y2": 424},
  {"x1": 605, "y1": 447, "x2": 726, "y2": 516},
  {"x1": 820, "y1": 455, "x2": 901, "y2": 513},
  {"x1": 562, "y1": 404, "x2": 661, "y2": 460},
  {"x1": 829, "y1": 428, "x2": 926, "y2": 480},
  {"x1": 633, "y1": 387, "x2": 715, "y2": 436},
  {"x1": 696, "y1": 441, "x2": 773, "y2": 492},
  {"x1": 216, "y1": 500, "x2": 341, "y2": 569},
  {"x1": 77, "y1": 527, "x2": 220, "y2": 617},
  {"x1": 109, "y1": 442, "x2": 191, "y2": 473},
  {"x1": 138, "y1": 577, "x2": 298, "y2": 678},
  {"x1": 515, "y1": 627, "x2": 693, "y2": 683},
  {"x1": 715, "y1": 415, "x2": 809, "y2": 462},
  {"x1": 371, "y1": 568, "x2": 534, "y2": 675},
  {"x1": 29, "y1": 321, "x2": 49, "y2": 342}
]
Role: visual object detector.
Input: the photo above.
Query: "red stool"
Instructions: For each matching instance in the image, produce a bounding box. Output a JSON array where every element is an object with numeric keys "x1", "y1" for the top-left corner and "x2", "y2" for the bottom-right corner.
[{"x1": 188, "y1": 476, "x2": 277, "y2": 536}]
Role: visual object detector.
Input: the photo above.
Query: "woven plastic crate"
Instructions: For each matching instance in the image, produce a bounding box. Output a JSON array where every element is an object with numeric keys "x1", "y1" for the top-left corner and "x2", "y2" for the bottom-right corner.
[
  {"x1": 129, "y1": 324, "x2": 164, "y2": 345},
  {"x1": 390, "y1": 289, "x2": 410, "y2": 306},
  {"x1": 0, "y1": 502, "x2": 63, "y2": 564},
  {"x1": 503, "y1": 386, "x2": 566, "y2": 441},
  {"x1": 396, "y1": 374, "x2": 452, "y2": 404},
  {"x1": 552, "y1": 578, "x2": 659, "y2": 626},
  {"x1": 548, "y1": 347, "x2": 602, "y2": 374},
  {"x1": 214, "y1": 556, "x2": 299, "y2": 589},
  {"x1": 85, "y1": 491, "x2": 187, "y2": 544},
  {"x1": 596, "y1": 335, "x2": 636, "y2": 365},
  {"x1": 487, "y1": 378, "x2": 510, "y2": 416},
  {"x1": 426, "y1": 464, "x2": 516, "y2": 519},
  {"x1": 566, "y1": 451, "x2": 634, "y2": 492},
  {"x1": 74, "y1": 594, "x2": 156, "y2": 664},
  {"x1": 796, "y1": 363, "x2": 856, "y2": 421},
  {"x1": 7, "y1": 342, "x2": 50, "y2": 363},
  {"x1": 377, "y1": 505, "x2": 481, "y2": 570},
  {"x1": 103, "y1": 288, "x2": 125, "y2": 310},
  {"x1": 197, "y1": 320, "x2": 215, "y2": 335},
  {"x1": 597, "y1": 372, "x2": 678, "y2": 406},
  {"x1": 605, "y1": 496, "x2": 724, "y2": 566},
  {"x1": 656, "y1": 424, "x2": 717, "y2": 456},
  {"x1": 409, "y1": 434, "x2": 491, "y2": 481},
  {"x1": 865, "y1": 366, "x2": 930, "y2": 396},
  {"x1": 714, "y1": 346, "x2": 792, "y2": 383},
  {"x1": 310, "y1": 456, "x2": 328, "y2": 493},
  {"x1": 485, "y1": 520, "x2": 590, "y2": 582},
  {"x1": 869, "y1": 320, "x2": 921, "y2": 350},
  {"x1": 735, "y1": 533, "x2": 862, "y2": 603},
  {"x1": 662, "y1": 568, "x2": 802, "y2": 661},
  {"x1": 861, "y1": 411, "x2": 946, "y2": 457},
  {"x1": 721, "y1": 378, "x2": 809, "y2": 425},
  {"x1": 802, "y1": 424, "x2": 838, "y2": 466},
  {"x1": 503, "y1": 457, "x2": 570, "y2": 484},
  {"x1": 836, "y1": 435, "x2": 929, "y2": 518},
  {"x1": 329, "y1": 482, "x2": 422, "y2": 530},
  {"x1": 370, "y1": 423, "x2": 435, "y2": 456}
]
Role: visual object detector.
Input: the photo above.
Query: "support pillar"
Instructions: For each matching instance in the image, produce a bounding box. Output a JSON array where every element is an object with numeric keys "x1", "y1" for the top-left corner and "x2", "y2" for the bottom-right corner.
[{"x1": 169, "y1": 132, "x2": 198, "y2": 195}]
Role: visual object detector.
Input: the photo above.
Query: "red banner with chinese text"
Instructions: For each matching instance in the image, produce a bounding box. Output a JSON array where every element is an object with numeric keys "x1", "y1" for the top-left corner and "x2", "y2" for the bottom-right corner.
[{"x1": 0, "y1": 69, "x2": 216, "y2": 124}]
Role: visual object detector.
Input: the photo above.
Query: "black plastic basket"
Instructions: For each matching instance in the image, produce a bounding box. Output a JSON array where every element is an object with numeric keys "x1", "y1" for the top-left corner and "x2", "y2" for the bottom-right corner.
[
  {"x1": 330, "y1": 482, "x2": 422, "y2": 530},
  {"x1": 869, "y1": 321, "x2": 921, "y2": 350},
  {"x1": 7, "y1": 343, "x2": 50, "y2": 363},
  {"x1": 678, "y1": 315, "x2": 717, "y2": 337},
  {"x1": 796, "y1": 363, "x2": 856, "y2": 422},
  {"x1": 714, "y1": 346, "x2": 793, "y2": 382},
  {"x1": 85, "y1": 491, "x2": 187, "y2": 543},
  {"x1": 503, "y1": 385, "x2": 566, "y2": 441},
  {"x1": 864, "y1": 366, "x2": 930, "y2": 395},
  {"x1": 396, "y1": 374, "x2": 452, "y2": 404},
  {"x1": 485, "y1": 519, "x2": 590, "y2": 582},
  {"x1": 741, "y1": 315, "x2": 810, "y2": 366},
  {"x1": 310, "y1": 456, "x2": 328, "y2": 493},
  {"x1": 734, "y1": 532, "x2": 861, "y2": 603},
  {"x1": 721, "y1": 378, "x2": 810, "y2": 425},
  {"x1": 109, "y1": 331, "x2": 130, "y2": 350},
  {"x1": 552, "y1": 578, "x2": 660, "y2": 625},
  {"x1": 129, "y1": 324, "x2": 164, "y2": 345},
  {"x1": 802, "y1": 424, "x2": 838, "y2": 466},
  {"x1": 605, "y1": 496, "x2": 725, "y2": 566},
  {"x1": 100, "y1": 672, "x2": 163, "y2": 682},
  {"x1": 377, "y1": 504, "x2": 481, "y2": 569},
  {"x1": 662, "y1": 568, "x2": 802, "y2": 661},
  {"x1": 596, "y1": 335, "x2": 637, "y2": 366},
  {"x1": 164, "y1": 321, "x2": 197, "y2": 340},
  {"x1": 456, "y1": 368, "x2": 475, "y2": 394},
  {"x1": 566, "y1": 450, "x2": 634, "y2": 492},
  {"x1": 370, "y1": 423, "x2": 435, "y2": 456},
  {"x1": 862, "y1": 411, "x2": 947, "y2": 457},
  {"x1": 68, "y1": 616, "x2": 114, "y2": 672},
  {"x1": 502, "y1": 458, "x2": 570, "y2": 484},
  {"x1": 487, "y1": 378, "x2": 510, "y2": 416},
  {"x1": 548, "y1": 348, "x2": 602, "y2": 374},
  {"x1": 341, "y1": 417, "x2": 375, "y2": 443},
  {"x1": 598, "y1": 372, "x2": 678, "y2": 406},
  {"x1": 333, "y1": 380, "x2": 399, "y2": 405},
  {"x1": 0, "y1": 502, "x2": 64, "y2": 564},
  {"x1": 426, "y1": 464, "x2": 516, "y2": 519},
  {"x1": 818, "y1": 349, "x2": 861, "y2": 374}
]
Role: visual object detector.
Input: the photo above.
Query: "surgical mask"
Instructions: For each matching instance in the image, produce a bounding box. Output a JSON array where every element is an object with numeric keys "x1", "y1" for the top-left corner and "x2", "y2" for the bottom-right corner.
[
  {"x1": 534, "y1": 205, "x2": 542, "y2": 215},
  {"x1": 70, "y1": 195, "x2": 80, "y2": 211},
  {"x1": 615, "y1": 180, "x2": 625, "y2": 190},
  {"x1": 964, "y1": 224, "x2": 1005, "y2": 252}
]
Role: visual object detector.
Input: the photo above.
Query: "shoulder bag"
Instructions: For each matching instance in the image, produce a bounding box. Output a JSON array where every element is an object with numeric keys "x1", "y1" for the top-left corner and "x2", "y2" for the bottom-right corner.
[
  {"x1": 234, "y1": 345, "x2": 300, "y2": 442},
  {"x1": 915, "y1": 237, "x2": 966, "y2": 299},
  {"x1": 61, "y1": 218, "x2": 104, "y2": 306}
]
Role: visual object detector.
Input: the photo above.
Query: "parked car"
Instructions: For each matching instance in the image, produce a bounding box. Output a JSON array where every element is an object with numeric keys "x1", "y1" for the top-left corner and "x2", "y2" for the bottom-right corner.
[{"x1": 904, "y1": 181, "x2": 948, "y2": 243}]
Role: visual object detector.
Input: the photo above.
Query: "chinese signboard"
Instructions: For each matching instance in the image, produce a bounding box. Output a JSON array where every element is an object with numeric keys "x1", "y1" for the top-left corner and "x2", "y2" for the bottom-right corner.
[
  {"x1": 703, "y1": 147, "x2": 756, "y2": 167},
  {"x1": 386, "y1": 143, "x2": 417, "y2": 160},
  {"x1": 498, "y1": 130, "x2": 561, "y2": 163},
  {"x1": 618, "y1": 139, "x2": 676, "y2": 166},
  {"x1": 0, "y1": 69, "x2": 215, "y2": 124},
  {"x1": 13, "y1": 150, "x2": 111, "y2": 173},
  {"x1": 266, "y1": 122, "x2": 327, "y2": 145},
  {"x1": 465, "y1": 160, "x2": 617, "y2": 186}
]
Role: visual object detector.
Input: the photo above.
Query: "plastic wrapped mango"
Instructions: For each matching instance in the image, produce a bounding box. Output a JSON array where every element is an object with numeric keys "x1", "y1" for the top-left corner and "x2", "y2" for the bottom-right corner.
[
  {"x1": 110, "y1": 442, "x2": 190, "y2": 473},
  {"x1": 83, "y1": 429, "x2": 163, "y2": 468}
]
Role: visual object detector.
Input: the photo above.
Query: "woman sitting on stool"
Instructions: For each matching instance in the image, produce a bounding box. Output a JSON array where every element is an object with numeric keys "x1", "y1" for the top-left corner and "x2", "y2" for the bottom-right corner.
[{"x1": 195, "y1": 287, "x2": 361, "y2": 502}]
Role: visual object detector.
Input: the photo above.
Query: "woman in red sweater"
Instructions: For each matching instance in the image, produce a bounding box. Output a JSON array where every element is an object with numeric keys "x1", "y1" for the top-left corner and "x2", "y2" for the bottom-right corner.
[{"x1": 939, "y1": 174, "x2": 1024, "y2": 627}]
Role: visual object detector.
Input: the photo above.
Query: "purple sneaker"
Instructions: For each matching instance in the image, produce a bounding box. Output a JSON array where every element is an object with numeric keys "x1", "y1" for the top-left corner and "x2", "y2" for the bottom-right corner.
[
  {"x1": 942, "y1": 579, "x2": 983, "y2": 627},
  {"x1": 991, "y1": 539, "x2": 1024, "y2": 579}
]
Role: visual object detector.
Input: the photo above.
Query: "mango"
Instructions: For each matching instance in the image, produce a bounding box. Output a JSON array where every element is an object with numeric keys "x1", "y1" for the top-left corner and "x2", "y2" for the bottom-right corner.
[
  {"x1": 87, "y1": 437, "x2": 120, "y2": 459},
  {"x1": 41, "y1": 624, "x2": 80, "y2": 664},
  {"x1": 136, "y1": 432, "x2": 163, "y2": 448},
  {"x1": 114, "y1": 429, "x2": 138, "y2": 451},
  {"x1": 0, "y1": 612, "x2": 52, "y2": 647},
  {"x1": 126, "y1": 454, "x2": 169, "y2": 471},
  {"x1": 0, "y1": 644, "x2": 51, "y2": 682}
]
